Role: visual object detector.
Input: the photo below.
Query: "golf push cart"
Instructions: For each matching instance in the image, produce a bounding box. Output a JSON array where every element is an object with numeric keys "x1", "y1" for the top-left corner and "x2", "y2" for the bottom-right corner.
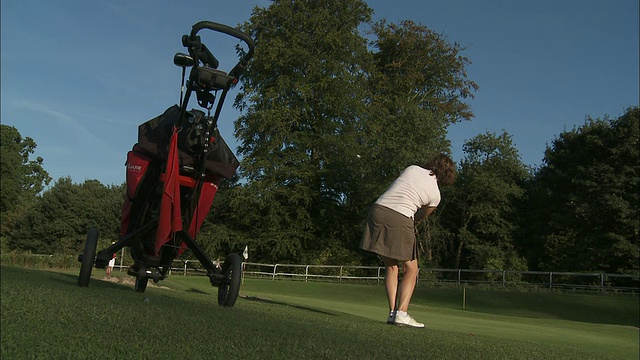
[{"x1": 77, "y1": 21, "x2": 255, "y2": 307}]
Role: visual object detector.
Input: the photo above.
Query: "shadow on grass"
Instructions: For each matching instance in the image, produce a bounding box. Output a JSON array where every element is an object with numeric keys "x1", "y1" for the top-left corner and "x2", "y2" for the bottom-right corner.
[
  {"x1": 41, "y1": 268, "x2": 215, "y2": 298},
  {"x1": 45, "y1": 270, "x2": 79, "y2": 283},
  {"x1": 186, "y1": 288, "x2": 209, "y2": 294},
  {"x1": 241, "y1": 295, "x2": 337, "y2": 316},
  {"x1": 46, "y1": 271, "x2": 134, "y2": 291}
]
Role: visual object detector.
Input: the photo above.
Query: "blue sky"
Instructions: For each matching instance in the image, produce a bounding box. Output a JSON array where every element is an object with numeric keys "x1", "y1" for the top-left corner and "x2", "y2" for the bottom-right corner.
[{"x1": 2, "y1": 0, "x2": 638, "y2": 186}]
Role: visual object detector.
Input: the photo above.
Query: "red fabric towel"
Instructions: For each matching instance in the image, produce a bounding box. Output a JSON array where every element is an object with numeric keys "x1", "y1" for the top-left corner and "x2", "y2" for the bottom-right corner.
[{"x1": 155, "y1": 127, "x2": 182, "y2": 255}]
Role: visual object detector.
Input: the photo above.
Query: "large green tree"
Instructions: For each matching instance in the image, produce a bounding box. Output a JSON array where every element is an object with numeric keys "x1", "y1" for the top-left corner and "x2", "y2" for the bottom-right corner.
[
  {"x1": 230, "y1": 0, "x2": 478, "y2": 263},
  {"x1": 369, "y1": 20, "x2": 477, "y2": 125},
  {"x1": 528, "y1": 107, "x2": 639, "y2": 273},
  {"x1": 1, "y1": 125, "x2": 52, "y2": 245},
  {"x1": 439, "y1": 131, "x2": 530, "y2": 270},
  {"x1": 7, "y1": 177, "x2": 123, "y2": 254},
  {"x1": 232, "y1": 0, "x2": 374, "y2": 263}
]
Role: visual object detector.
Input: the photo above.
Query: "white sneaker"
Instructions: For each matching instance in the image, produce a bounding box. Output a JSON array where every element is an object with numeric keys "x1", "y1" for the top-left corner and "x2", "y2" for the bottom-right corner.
[{"x1": 394, "y1": 313, "x2": 425, "y2": 328}]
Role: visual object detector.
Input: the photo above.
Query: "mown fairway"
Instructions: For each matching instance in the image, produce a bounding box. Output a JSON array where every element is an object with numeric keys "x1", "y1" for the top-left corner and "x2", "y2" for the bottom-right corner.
[{"x1": 1, "y1": 266, "x2": 638, "y2": 359}]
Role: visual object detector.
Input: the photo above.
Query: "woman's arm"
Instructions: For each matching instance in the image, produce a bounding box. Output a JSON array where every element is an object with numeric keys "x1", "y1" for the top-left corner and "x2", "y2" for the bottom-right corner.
[{"x1": 415, "y1": 206, "x2": 436, "y2": 223}]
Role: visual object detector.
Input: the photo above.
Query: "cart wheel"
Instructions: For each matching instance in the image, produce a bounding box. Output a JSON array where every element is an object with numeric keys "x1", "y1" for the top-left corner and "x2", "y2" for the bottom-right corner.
[
  {"x1": 135, "y1": 276, "x2": 149, "y2": 292},
  {"x1": 78, "y1": 228, "x2": 99, "y2": 287},
  {"x1": 134, "y1": 265, "x2": 149, "y2": 293},
  {"x1": 218, "y1": 252, "x2": 242, "y2": 307}
]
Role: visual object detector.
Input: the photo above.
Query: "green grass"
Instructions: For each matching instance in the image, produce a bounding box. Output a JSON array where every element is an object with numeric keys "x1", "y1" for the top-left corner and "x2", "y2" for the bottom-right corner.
[{"x1": 1, "y1": 266, "x2": 638, "y2": 359}]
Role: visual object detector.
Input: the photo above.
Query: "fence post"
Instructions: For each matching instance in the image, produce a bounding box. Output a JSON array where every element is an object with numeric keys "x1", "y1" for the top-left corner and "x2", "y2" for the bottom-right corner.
[
  {"x1": 502, "y1": 270, "x2": 506, "y2": 287},
  {"x1": 339, "y1": 266, "x2": 343, "y2": 284},
  {"x1": 457, "y1": 269, "x2": 461, "y2": 286},
  {"x1": 184, "y1": 260, "x2": 188, "y2": 276},
  {"x1": 377, "y1": 267, "x2": 382, "y2": 285},
  {"x1": 273, "y1": 264, "x2": 278, "y2": 280},
  {"x1": 462, "y1": 287, "x2": 467, "y2": 310},
  {"x1": 549, "y1": 272, "x2": 553, "y2": 289},
  {"x1": 119, "y1": 247, "x2": 125, "y2": 272},
  {"x1": 305, "y1": 265, "x2": 309, "y2": 282}
]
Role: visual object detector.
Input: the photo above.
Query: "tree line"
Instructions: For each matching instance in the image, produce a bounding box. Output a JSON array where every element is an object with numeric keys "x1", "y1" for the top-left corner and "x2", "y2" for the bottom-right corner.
[{"x1": 1, "y1": 0, "x2": 638, "y2": 275}]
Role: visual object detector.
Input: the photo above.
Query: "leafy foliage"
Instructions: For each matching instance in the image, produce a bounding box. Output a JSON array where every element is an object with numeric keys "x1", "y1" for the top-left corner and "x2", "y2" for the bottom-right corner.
[
  {"x1": 528, "y1": 107, "x2": 639, "y2": 273},
  {"x1": 369, "y1": 19, "x2": 478, "y2": 124},
  {"x1": 6, "y1": 177, "x2": 124, "y2": 254},
  {"x1": 439, "y1": 131, "x2": 530, "y2": 270},
  {"x1": 233, "y1": 0, "x2": 374, "y2": 262},
  {"x1": 0, "y1": 124, "x2": 52, "y2": 238}
]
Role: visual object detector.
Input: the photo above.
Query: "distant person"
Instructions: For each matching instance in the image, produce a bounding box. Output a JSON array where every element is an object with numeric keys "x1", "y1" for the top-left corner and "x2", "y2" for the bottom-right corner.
[
  {"x1": 360, "y1": 154, "x2": 456, "y2": 328},
  {"x1": 106, "y1": 242, "x2": 117, "y2": 277}
]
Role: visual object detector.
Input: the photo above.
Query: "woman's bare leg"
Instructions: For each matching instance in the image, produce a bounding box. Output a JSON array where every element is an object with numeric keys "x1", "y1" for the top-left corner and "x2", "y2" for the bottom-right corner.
[
  {"x1": 397, "y1": 259, "x2": 418, "y2": 312},
  {"x1": 382, "y1": 256, "x2": 399, "y2": 311}
]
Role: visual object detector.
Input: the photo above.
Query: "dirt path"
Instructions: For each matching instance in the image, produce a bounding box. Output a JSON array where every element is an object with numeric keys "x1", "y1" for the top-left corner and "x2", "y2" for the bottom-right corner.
[{"x1": 97, "y1": 275, "x2": 171, "y2": 290}]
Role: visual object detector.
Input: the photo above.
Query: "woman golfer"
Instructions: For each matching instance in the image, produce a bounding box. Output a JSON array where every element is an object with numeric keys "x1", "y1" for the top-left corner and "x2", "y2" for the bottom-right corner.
[
  {"x1": 360, "y1": 154, "x2": 456, "y2": 328},
  {"x1": 106, "y1": 242, "x2": 117, "y2": 277}
]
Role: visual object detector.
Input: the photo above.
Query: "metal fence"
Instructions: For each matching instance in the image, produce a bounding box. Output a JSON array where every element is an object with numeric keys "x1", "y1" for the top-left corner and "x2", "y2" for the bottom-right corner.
[
  {"x1": 2, "y1": 254, "x2": 637, "y2": 293},
  {"x1": 237, "y1": 262, "x2": 639, "y2": 293}
]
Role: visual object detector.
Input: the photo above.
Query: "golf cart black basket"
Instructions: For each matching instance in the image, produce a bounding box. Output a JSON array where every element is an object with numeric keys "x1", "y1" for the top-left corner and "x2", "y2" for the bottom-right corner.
[{"x1": 77, "y1": 21, "x2": 255, "y2": 307}]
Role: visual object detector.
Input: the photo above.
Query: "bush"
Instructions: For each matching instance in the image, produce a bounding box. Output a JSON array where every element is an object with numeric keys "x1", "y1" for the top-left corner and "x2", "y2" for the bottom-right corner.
[{"x1": 0, "y1": 252, "x2": 79, "y2": 270}]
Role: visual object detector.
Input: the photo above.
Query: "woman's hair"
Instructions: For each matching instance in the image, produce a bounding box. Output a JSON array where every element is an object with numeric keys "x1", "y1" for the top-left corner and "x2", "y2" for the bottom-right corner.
[{"x1": 422, "y1": 154, "x2": 456, "y2": 186}]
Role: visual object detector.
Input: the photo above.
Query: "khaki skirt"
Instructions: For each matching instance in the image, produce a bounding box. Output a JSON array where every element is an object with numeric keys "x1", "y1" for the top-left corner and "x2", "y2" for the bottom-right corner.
[{"x1": 360, "y1": 204, "x2": 417, "y2": 261}]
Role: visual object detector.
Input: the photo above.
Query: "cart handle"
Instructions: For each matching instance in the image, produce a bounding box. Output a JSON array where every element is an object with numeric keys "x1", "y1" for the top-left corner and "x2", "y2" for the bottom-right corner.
[{"x1": 187, "y1": 21, "x2": 255, "y2": 78}]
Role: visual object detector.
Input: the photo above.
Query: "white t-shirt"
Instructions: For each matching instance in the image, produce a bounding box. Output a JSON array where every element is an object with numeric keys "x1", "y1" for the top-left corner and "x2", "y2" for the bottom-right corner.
[{"x1": 375, "y1": 165, "x2": 441, "y2": 219}]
